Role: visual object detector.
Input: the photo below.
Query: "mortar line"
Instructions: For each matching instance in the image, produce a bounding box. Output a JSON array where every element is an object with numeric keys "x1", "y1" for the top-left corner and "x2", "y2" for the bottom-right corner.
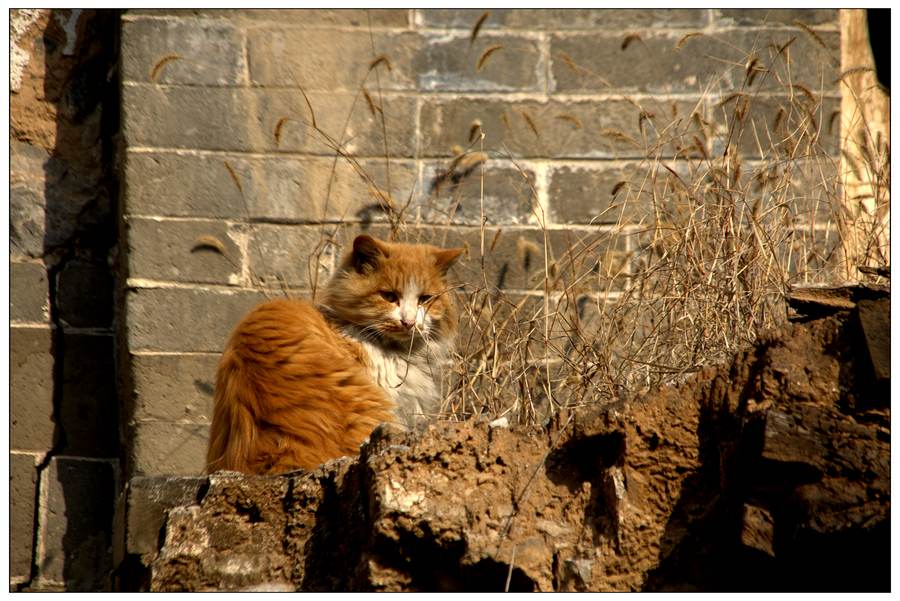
[{"x1": 121, "y1": 81, "x2": 842, "y2": 102}]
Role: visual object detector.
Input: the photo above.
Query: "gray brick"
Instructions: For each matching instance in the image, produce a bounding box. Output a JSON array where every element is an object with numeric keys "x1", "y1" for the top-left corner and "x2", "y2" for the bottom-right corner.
[
  {"x1": 59, "y1": 333, "x2": 118, "y2": 457},
  {"x1": 132, "y1": 354, "x2": 219, "y2": 423},
  {"x1": 10, "y1": 181, "x2": 46, "y2": 259},
  {"x1": 421, "y1": 97, "x2": 700, "y2": 160},
  {"x1": 125, "y1": 475, "x2": 207, "y2": 557},
  {"x1": 247, "y1": 224, "x2": 331, "y2": 288},
  {"x1": 419, "y1": 161, "x2": 537, "y2": 225},
  {"x1": 57, "y1": 259, "x2": 114, "y2": 328},
  {"x1": 126, "y1": 8, "x2": 410, "y2": 27},
  {"x1": 126, "y1": 287, "x2": 265, "y2": 353},
  {"x1": 243, "y1": 157, "x2": 416, "y2": 223},
  {"x1": 249, "y1": 28, "x2": 420, "y2": 90},
  {"x1": 551, "y1": 31, "x2": 728, "y2": 94},
  {"x1": 418, "y1": 9, "x2": 709, "y2": 30},
  {"x1": 130, "y1": 422, "x2": 209, "y2": 476},
  {"x1": 10, "y1": 453, "x2": 38, "y2": 583},
  {"x1": 549, "y1": 163, "x2": 650, "y2": 225},
  {"x1": 122, "y1": 18, "x2": 246, "y2": 85},
  {"x1": 126, "y1": 218, "x2": 242, "y2": 286},
  {"x1": 722, "y1": 29, "x2": 840, "y2": 93},
  {"x1": 11, "y1": 261, "x2": 49, "y2": 323},
  {"x1": 245, "y1": 8, "x2": 409, "y2": 26},
  {"x1": 11, "y1": 327, "x2": 56, "y2": 453},
  {"x1": 710, "y1": 95, "x2": 840, "y2": 160},
  {"x1": 10, "y1": 141, "x2": 48, "y2": 260},
  {"x1": 37, "y1": 457, "x2": 116, "y2": 590},
  {"x1": 714, "y1": 9, "x2": 838, "y2": 27},
  {"x1": 124, "y1": 152, "x2": 416, "y2": 222},
  {"x1": 124, "y1": 152, "x2": 248, "y2": 218},
  {"x1": 414, "y1": 33, "x2": 544, "y2": 92},
  {"x1": 123, "y1": 86, "x2": 417, "y2": 157}
]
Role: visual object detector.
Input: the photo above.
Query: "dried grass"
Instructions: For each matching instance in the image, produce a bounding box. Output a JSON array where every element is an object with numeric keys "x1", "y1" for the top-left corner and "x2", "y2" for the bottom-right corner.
[{"x1": 247, "y1": 20, "x2": 889, "y2": 426}]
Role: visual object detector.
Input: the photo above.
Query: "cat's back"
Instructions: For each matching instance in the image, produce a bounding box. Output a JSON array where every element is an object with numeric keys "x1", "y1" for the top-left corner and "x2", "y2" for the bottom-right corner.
[
  {"x1": 208, "y1": 297, "x2": 393, "y2": 474},
  {"x1": 225, "y1": 298, "x2": 360, "y2": 366}
]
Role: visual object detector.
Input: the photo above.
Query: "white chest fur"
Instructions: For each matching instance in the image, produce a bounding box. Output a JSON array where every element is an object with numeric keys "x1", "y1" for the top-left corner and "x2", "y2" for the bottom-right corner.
[{"x1": 355, "y1": 339, "x2": 440, "y2": 427}]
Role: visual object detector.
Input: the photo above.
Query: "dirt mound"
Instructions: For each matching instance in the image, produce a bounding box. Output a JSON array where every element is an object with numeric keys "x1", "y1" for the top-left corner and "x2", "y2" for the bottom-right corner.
[{"x1": 137, "y1": 290, "x2": 889, "y2": 591}]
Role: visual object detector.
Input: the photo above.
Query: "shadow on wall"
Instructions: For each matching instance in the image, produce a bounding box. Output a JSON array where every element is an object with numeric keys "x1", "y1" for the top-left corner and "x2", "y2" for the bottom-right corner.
[{"x1": 34, "y1": 9, "x2": 120, "y2": 591}]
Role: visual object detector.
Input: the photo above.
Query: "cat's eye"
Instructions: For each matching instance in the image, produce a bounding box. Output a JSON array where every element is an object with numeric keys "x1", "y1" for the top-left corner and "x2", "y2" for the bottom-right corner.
[
  {"x1": 379, "y1": 290, "x2": 399, "y2": 303},
  {"x1": 418, "y1": 294, "x2": 433, "y2": 305}
]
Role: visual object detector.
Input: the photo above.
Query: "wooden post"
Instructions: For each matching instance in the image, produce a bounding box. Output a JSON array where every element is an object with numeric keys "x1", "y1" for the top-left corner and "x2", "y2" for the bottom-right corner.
[{"x1": 838, "y1": 9, "x2": 890, "y2": 278}]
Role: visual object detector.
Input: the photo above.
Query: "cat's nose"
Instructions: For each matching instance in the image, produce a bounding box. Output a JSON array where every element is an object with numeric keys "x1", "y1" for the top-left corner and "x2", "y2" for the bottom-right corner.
[{"x1": 400, "y1": 317, "x2": 416, "y2": 330}]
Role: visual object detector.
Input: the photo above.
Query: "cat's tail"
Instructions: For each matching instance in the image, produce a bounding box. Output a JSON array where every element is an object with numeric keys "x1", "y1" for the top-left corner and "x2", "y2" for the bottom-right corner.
[{"x1": 205, "y1": 349, "x2": 257, "y2": 474}]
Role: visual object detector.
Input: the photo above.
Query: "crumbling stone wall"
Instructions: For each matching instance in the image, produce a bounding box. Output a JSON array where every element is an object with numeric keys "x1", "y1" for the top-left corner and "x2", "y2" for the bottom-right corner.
[
  {"x1": 10, "y1": 8, "x2": 120, "y2": 591},
  {"x1": 128, "y1": 289, "x2": 890, "y2": 591},
  {"x1": 118, "y1": 8, "x2": 841, "y2": 479}
]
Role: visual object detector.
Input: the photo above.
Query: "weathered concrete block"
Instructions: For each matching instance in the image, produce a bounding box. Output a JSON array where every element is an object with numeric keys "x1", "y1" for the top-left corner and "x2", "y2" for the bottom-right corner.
[
  {"x1": 248, "y1": 8, "x2": 410, "y2": 26},
  {"x1": 125, "y1": 287, "x2": 265, "y2": 353},
  {"x1": 726, "y1": 28, "x2": 839, "y2": 93},
  {"x1": 126, "y1": 8, "x2": 410, "y2": 27},
  {"x1": 126, "y1": 218, "x2": 242, "y2": 286},
  {"x1": 124, "y1": 152, "x2": 416, "y2": 223},
  {"x1": 419, "y1": 161, "x2": 537, "y2": 225},
  {"x1": 414, "y1": 33, "x2": 544, "y2": 92},
  {"x1": 10, "y1": 326, "x2": 56, "y2": 454},
  {"x1": 9, "y1": 181, "x2": 46, "y2": 259},
  {"x1": 56, "y1": 259, "x2": 114, "y2": 328},
  {"x1": 11, "y1": 261, "x2": 49, "y2": 323},
  {"x1": 130, "y1": 422, "x2": 210, "y2": 476},
  {"x1": 420, "y1": 97, "x2": 700, "y2": 160},
  {"x1": 125, "y1": 475, "x2": 207, "y2": 557},
  {"x1": 238, "y1": 156, "x2": 415, "y2": 223},
  {"x1": 417, "y1": 8, "x2": 709, "y2": 30},
  {"x1": 131, "y1": 353, "x2": 220, "y2": 423},
  {"x1": 36, "y1": 456, "x2": 116, "y2": 590},
  {"x1": 551, "y1": 31, "x2": 727, "y2": 94},
  {"x1": 59, "y1": 333, "x2": 118, "y2": 457},
  {"x1": 710, "y1": 95, "x2": 841, "y2": 159},
  {"x1": 124, "y1": 152, "x2": 249, "y2": 218},
  {"x1": 714, "y1": 8, "x2": 838, "y2": 26},
  {"x1": 122, "y1": 17, "x2": 246, "y2": 85},
  {"x1": 248, "y1": 29, "x2": 420, "y2": 90},
  {"x1": 548, "y1": 163, "x2": 649, "y2": 225},
  {"x1": 246, "y1": 224, "x2": 331, "y2": 289},
  {"x1": 9, "y1": 140, "x2": 48, "y2": 260},
  {"x1": 10, "y1": 453, "x2": 39, "y2": 584},
  {"x1": 123, "y1": 86, "x2": 417, "y2": 157}
]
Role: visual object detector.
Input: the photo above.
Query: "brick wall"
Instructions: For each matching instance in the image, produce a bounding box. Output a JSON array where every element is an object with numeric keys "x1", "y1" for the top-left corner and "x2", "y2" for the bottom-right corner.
[
  {"x1": 10, "y1": 9, "x2": 120, "y2": 591},
  {"x1": 118, "y1": 8, "x2": 840, "y2": 481}
]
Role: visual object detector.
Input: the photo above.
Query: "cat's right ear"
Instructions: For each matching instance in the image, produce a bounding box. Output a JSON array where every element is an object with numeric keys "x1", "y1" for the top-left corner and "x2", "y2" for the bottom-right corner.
[{"x1": 351, "y1": 235, "x2": 388, "y2": 274}]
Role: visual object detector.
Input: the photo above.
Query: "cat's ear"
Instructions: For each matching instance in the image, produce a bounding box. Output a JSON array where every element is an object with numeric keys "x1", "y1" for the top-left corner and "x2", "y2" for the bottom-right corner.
[
  {"x1": 433, "y1": 247, "x2": 464, "y2": 275},
  {"x1": 352, "y1": 235, "x2": 388, "y2": 274}
]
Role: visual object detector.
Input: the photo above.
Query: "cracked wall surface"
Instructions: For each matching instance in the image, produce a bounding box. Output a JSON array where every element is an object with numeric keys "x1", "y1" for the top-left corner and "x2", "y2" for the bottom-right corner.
[{"x1": 10, "y1": 8, "x2": 120, "y2": 591}]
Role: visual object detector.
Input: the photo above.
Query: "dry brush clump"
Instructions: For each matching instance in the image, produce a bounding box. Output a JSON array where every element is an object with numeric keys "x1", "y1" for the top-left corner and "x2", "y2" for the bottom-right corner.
[{"x1": 242, "y1": 18, "x2": 889, "y2": 426}]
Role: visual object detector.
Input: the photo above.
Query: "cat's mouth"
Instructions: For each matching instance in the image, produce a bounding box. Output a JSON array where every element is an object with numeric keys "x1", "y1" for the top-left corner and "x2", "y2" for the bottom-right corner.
[{"x1": 381, "y1": 321, "x2": 430, "y2": 345}]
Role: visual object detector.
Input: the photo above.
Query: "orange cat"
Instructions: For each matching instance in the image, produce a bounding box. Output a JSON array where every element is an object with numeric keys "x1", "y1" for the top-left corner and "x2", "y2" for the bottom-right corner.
[{"x1": 205, "y1": 235, "x2": 463, "y2": 475}]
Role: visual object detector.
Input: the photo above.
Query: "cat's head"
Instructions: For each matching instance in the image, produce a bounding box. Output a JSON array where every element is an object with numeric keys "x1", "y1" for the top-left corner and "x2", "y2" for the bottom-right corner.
[{"x1": 323, "y1": 235, "x2": 464, "y2": 348}]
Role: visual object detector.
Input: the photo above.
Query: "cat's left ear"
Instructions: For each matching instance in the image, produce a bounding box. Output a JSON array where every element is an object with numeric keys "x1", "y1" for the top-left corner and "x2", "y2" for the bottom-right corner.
[
  {"x1": 352, "y1": 235, "x2": 389, "y2": 274},
  {"x1": 433, "y1": 247, "x2": 464, "y2": 275}
]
